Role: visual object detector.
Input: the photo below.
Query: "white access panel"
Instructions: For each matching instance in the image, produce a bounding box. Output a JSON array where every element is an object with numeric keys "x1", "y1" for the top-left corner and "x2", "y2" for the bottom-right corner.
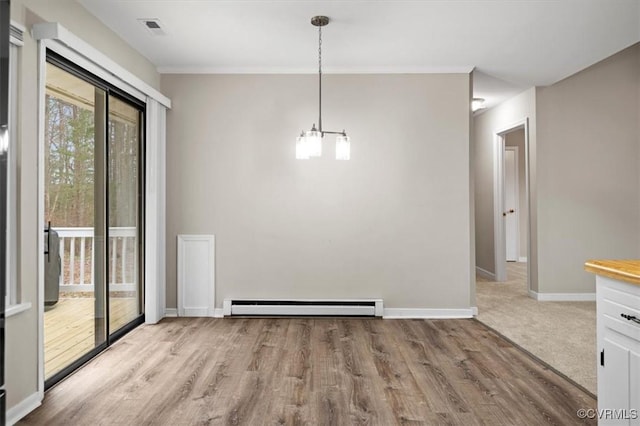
[{"x1": 177, "y1": 235, "x2": 215, "y2": 317}]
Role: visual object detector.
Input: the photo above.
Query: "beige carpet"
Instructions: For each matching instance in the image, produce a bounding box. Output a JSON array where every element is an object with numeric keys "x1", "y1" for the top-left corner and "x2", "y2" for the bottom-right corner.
[{"x1": 476, "y1": 262, "x2": 596, "y2": 395}]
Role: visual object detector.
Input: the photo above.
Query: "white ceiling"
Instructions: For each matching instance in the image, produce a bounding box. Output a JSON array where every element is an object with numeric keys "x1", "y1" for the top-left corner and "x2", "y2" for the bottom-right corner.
[{"x1": 78, "y1": 0, "x2": 640, "y2": 109}]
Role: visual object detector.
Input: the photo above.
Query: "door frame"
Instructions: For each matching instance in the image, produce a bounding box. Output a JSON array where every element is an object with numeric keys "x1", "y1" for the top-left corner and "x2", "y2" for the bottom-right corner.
[
  {"x1": 504, "y1": 145, "x2": 520, "y2": 262},
  {"x1": 493, "y1": 118, "x2": 530, "y2": 287},
  {"x1": 35, "y1": 26, "x2": 169, "y2": 401}
]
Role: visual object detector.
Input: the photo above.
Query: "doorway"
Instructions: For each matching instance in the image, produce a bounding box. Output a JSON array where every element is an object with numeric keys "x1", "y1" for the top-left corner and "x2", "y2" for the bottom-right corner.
[
  {"x1": 476, "y1": 120, "x2": 596, "y2": 394},
  {"x1": 43, "y1": 53, "x2": 145, "y2": 388},
  {"x1": 493, "y1": 121, "x2": 530, "y2": 289}
]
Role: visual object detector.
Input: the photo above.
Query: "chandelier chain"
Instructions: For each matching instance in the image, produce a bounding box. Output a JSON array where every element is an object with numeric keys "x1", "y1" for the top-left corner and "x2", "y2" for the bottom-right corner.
[
  {"x1": 318, "y1": 24, "x2": 322, "y2": 131},
  {"x1": 318, "y1": 25, "x2": 322, "y2": 76}
]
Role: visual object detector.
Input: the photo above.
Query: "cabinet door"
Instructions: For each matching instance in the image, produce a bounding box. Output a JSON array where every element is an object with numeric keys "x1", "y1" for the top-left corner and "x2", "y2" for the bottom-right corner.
[{"x1": 600, "y1": 337, "x2": 630, "y2": 424}]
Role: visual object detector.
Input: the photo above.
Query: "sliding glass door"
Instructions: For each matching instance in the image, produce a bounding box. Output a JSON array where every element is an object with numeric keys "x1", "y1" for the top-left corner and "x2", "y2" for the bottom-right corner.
[
  {"x1": 44, "y1": 54, "x2": 144, "y2": 386},
  {"x1": 108, "y1": 97, "x2": 144, "y2": 334}
]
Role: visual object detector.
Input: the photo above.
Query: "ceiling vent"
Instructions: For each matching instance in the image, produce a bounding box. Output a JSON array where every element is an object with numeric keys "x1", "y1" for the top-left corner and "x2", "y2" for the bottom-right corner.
[{"x1": 138, "y1": 18, "x2": 166, "y2": 36}]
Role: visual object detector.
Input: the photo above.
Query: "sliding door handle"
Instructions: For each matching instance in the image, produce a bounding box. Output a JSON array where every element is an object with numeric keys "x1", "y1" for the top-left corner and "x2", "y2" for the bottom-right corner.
[{"x1": 45, "y1": 220, "x2": 51, "y2": 262}]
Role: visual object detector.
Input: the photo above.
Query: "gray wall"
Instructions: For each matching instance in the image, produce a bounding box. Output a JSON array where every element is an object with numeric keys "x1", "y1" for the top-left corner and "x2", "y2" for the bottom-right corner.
[
  {"x1": 505, "y1": 129, "x2": 528, "y2": 259},
  {"x1": 162, "y1": 73, "x2": 473, "y2": 310},
  {"x1": 473, "y1": 87, "x2": 537, "y2": 286},
  {"x1": 8, "y1": 0, "x2": 159, "y2": 411},
  {"x1": 536, "y1": 43, "x2": 640, "y2": 294}
]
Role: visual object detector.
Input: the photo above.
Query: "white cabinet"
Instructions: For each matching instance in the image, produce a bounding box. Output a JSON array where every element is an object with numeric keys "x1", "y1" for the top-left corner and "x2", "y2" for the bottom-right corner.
[{"x1": 597, "y1": 275, "x2": 640, "y2": 425}]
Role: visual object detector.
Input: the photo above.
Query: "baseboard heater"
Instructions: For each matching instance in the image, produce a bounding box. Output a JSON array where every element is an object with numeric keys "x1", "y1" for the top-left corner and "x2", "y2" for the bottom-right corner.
[{"x1": 223, "y1": 299, "x2": 384, "y2": 317}]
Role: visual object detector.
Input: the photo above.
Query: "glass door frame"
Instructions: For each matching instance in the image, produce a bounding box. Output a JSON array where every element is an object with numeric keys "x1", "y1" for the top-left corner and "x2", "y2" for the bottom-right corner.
[
  {"x1": 106, "y1": 91, "x2": 146, "y2": 342},
  {"x1": 43, "y1": 51, "x2": 146, "y2": 390}
]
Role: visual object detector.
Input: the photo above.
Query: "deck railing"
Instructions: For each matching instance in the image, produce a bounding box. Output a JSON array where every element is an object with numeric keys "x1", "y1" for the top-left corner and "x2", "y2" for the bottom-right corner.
[{"x1": 55, "y1": 227, "x2": 137, "y2": 293}]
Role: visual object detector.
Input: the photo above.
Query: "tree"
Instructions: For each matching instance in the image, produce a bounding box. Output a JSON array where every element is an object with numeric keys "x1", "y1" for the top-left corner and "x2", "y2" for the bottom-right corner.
[{"x1": 45, "y1": 94, "x2": 95, "y2": 227}]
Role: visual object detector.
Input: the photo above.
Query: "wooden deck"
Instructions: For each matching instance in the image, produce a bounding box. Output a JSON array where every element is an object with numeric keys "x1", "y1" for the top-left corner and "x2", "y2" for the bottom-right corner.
[{"x1": 44, "y1": 297, "x2": 139, "y2": 378}]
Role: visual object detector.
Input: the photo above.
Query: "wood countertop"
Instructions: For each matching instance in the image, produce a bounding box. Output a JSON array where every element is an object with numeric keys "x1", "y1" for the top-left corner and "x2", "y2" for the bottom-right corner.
[{"x1": 584, "y1": 259, "x2": 640, "y2": 286}]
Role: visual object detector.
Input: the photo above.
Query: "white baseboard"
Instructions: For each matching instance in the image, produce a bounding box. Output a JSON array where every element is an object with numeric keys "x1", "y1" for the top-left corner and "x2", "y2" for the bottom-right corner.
[
  {"x1": 471, "y1": 306, "x2": 478, "y2": 316},
  {"x1": 7, "y1": 392, "x2": 42, "y2": 426},
  {"x1": 518, "y1": 256, "x2": 528, "y2": 263},
  {"x1": 528, "y1": 290, "x2": 596, "y2": 301},
  {"x1": 383, "y1": 308, "x2": 474, "y2": 319},
  {"x1": 475, "y1": 266, "x2": 495, "y2": 281},
  {"x1": 163, "y1": 307, "x2": 223, "y2": 318}
]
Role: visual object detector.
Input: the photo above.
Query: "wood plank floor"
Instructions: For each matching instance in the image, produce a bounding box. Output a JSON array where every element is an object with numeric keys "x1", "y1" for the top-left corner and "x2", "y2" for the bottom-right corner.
[
  {"x1": 44, "y1": 297, "x2": 139, "y2": 378},
  {"x1": 23, "y1": 318, "x2": 596, "y2": 425}
]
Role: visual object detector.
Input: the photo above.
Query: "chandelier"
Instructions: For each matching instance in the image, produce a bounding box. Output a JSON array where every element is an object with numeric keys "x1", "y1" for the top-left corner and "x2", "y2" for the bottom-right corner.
[{"x1": 296, "y1": 16, "x2": 350, "y2": 160}]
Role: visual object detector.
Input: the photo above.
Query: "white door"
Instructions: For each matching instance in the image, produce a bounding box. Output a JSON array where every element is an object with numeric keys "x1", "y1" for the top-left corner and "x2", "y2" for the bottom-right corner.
[{"x1": 504, "y1": 148, "x2": 518, "y2": 262}]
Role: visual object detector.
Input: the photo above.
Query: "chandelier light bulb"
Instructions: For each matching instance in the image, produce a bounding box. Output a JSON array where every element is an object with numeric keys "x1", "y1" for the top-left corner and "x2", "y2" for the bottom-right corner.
[
  {"x1": 305, "y1": 126, "x2": 322, "y2": 157},
  {"x1": 296, "y1": 133, "x2": 309, "y2": 159},
  {"x1": 336, "y1": 134, "x2": 350, "y2": 160}
]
